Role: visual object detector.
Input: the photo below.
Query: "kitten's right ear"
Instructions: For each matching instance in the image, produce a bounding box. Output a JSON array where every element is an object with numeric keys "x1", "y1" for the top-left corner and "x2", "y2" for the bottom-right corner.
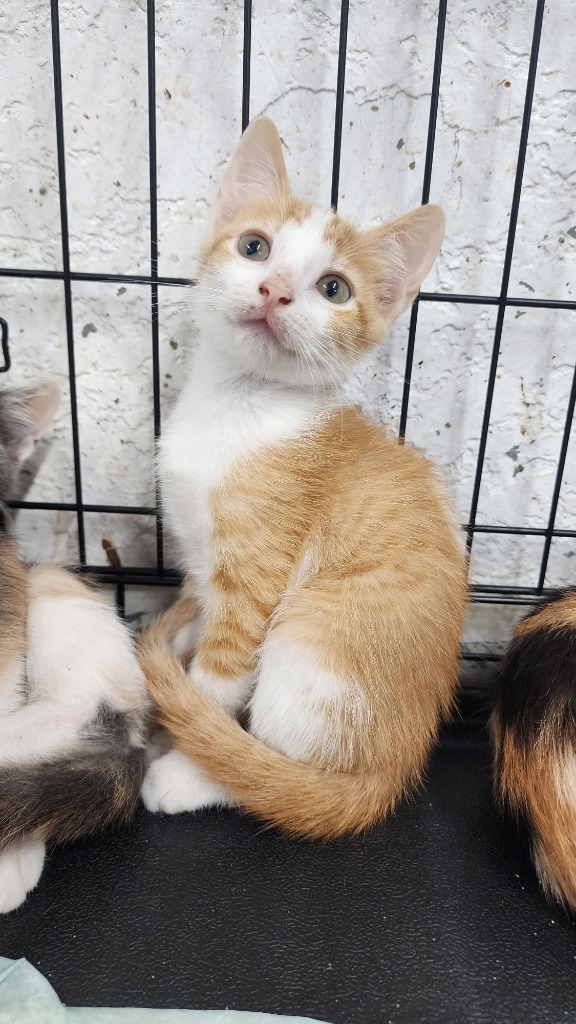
[
  {"x1": 1, "y1": 379, "x2": 61, "y2": 462},
  {"x1": 210, "y1": 118, "x2": 291, "y2": 232}
]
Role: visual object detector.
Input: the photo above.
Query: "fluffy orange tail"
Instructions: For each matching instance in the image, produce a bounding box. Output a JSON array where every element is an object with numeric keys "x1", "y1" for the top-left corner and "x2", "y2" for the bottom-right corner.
[{"x1": 138, "y1": 632, "x2": 405, "y2": 840}]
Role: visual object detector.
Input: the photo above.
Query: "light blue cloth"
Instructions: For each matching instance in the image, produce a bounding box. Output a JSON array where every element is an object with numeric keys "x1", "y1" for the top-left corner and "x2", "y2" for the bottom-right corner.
[{"x1": 0, "y1": 958, "x2": 331, "y2": 1024}]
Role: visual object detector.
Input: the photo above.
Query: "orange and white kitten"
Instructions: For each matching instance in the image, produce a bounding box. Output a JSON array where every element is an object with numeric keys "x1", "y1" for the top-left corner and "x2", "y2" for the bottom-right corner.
[{"x1": 139, "y1": 117, "x2": 468, "y2": 838}]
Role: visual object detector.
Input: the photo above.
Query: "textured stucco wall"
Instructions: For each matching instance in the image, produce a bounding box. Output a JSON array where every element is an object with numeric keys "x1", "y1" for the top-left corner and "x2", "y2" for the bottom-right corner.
[{"x1": 0, "y1": 0, "x2": 574, "y2": 650}]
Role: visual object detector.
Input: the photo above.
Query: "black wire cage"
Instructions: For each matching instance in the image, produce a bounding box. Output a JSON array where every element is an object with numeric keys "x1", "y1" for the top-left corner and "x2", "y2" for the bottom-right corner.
[{"x1": 0, "y1": 0, "x2": 575, "y2": 674}]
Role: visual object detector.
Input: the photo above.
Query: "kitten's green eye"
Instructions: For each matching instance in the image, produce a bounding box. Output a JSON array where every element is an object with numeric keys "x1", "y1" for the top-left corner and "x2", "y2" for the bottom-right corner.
[
  {"x1": 238, "y1": 233, "x2": 270, "y2": 261},
  {"x1": 316, "y1": 274, "x2": 351, "y2": 304}
]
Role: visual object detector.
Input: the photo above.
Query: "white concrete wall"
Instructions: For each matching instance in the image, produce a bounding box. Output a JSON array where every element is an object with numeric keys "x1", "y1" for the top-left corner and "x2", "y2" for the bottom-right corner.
[{"x1": 0, "y1": 0, "x2": 574, "y2": 650}]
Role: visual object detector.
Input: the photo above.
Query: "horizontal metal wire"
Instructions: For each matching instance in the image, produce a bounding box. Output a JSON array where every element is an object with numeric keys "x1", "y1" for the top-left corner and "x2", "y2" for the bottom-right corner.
[
  {"x1": 9, "y1": 500, "x2": 576, "y2": 542},
  {"x1": 0, "y1": 267, "x2": 193, "y2": 287},
  {"x1": 2, "y1": 265, "x2": 573, "y2": 311}
]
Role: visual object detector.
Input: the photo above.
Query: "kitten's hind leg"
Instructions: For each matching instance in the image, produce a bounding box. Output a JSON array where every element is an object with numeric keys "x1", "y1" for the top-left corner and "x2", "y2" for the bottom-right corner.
[
  {"x1": 141, "y1": 749, "x2": 235, "y2": 815},
  {"x1": 0, "y1": 840, "x2": 45, "y2": 914}
]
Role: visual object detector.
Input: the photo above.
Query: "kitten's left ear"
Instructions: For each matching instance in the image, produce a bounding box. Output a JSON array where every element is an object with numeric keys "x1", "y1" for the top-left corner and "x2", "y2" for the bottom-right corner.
[
  {"x1": 1, "y1": 379, "x2": 61, "y2": 462},
  {"x1": 363, "y1": 205, "x2": 445, "y2": 315},
  {"x1": 210, "y1": 118, "x2": 291, "y2": 232}
]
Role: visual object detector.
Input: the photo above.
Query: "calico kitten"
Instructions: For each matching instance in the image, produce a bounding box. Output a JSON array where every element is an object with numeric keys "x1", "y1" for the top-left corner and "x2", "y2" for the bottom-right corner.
[
  {"x1": 0, "y1": 379, "x2": 149, "y2": 913},
  {"x1": 138, "y1": 117, "x2": 468, "y2": 839},
  {"x1": 491, "y1": 590, "x2": 576, "y2": 910}
]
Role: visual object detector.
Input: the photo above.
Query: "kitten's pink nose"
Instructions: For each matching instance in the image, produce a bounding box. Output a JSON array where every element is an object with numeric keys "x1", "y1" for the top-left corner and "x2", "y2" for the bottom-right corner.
[{"x1": 259, "y1": 273, "x2": 293, "y2": 312}]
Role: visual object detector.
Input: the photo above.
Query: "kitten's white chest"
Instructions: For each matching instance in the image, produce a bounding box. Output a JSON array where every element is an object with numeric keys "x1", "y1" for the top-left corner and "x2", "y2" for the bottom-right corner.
[{"x1": 159, "y1": 362, "x2": 330, "y2": 588}]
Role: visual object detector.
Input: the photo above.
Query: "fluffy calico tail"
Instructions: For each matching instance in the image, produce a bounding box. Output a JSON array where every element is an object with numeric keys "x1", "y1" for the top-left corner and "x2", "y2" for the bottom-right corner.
[
  {"x1": 0, "y1": 709, "x2": 147, "y2": 851},
  {"x1": 491, "y1": 589, "x2": 576, "y2": 909},
  {"x1": 139, "y1": 620, "x2": 407, "y2": 840}
]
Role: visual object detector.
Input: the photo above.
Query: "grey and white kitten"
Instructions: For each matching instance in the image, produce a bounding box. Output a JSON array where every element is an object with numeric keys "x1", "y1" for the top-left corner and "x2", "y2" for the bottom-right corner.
[{"x1": 0, "y1": 379, "x2": 149, "y2": 913}]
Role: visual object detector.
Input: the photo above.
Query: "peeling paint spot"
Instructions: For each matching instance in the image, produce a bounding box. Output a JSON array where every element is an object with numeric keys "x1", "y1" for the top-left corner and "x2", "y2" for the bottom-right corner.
[
  {"x1": 371, "y1": 104, "x2": 379, "y2": 112},
  {"x1": 514, "y1": 311, "x2": 526, "y2": 319},
  {"x1": 519, "y1": 281, "x2": 535, "y2": 293},
  {"x1": 396, "y1": 138, "x2": 404, "y2": 150},
  {"x1": 169, "y1": 339, "x2": 178, "y2": 350},
  {"x1": 164, "y1": 88, "x2": 172, "y2": 100},
  {"x1": 513, "y1": 464, "x2": 524, "y2": 476},
  {"x1": 565, "y1": 551, "x2": 575, "y2": 559},
  {"x1": 567, "y1": 226, "x2": 576, "y2": 240},
  {"x1": 409, "y1": 160, "x2": 416, "y2": 169},
  {"x1": 81, "y1": 323, "x2": 97, "y2": 338},
  {"x1": 117, "y1": 287, "x2": 126, "y2": 296},
  {"x1": 445, "y1": 422, "x2": 452, "y2": 428},
  {"x1": 506, "y1": 445, "x2": 520, "y2": 461}
]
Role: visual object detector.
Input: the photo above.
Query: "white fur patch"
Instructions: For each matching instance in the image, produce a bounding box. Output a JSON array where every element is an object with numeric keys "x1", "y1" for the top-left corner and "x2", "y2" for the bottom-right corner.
[
  {"x1": 249, "y1": 635, "x2": 369, "y2": 768},
  {"x1": 25, "y1": 578, "x2": 146, "y2": 712},
  {"x1": 0, "y1": 703, "x2": 91, "y2": 766},
  {"x1": 188, "y1": 663, "x2": 254, "y2": 716},
  {"x1": 0, "y1": 841, "x2": 45, "y2": 914},
  {"x1": 0, "y1": 573, "x2": 147, "y2": 767},
  {"x1": 141, "y1": 749, "x2": 234, "y2": 814},
  {"x1": 170, "y1": 619, "x2": 202, "y2": 664}
]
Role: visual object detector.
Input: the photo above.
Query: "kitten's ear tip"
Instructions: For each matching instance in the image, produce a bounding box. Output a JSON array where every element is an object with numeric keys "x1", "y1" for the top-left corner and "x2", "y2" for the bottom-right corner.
[
  {"x1": 242, "y1": 116, "x2": 283, "y2": 148},
  {"x1": 244, "y1": 116, "x2": 277, "y2": 133},
  {"x1": 418, "y1": 203, "x2": 445, "y2": 235},
  {"x1": 35, "y1": 379, "x2": 61, "y2": 416},
  {"x1": 42, "y1": 378, "x2": 61, "y2": 404}
]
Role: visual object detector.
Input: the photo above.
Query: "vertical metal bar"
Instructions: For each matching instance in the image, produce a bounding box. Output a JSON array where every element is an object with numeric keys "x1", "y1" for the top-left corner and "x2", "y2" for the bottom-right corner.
[
  {"x1": 147, "y1": 0, "x2": 163, "y2": 572},
  {"x1": 242, "y1": 0, "x2": 252, "y2": 131},
  {"x1": 0, "y1": 318, "x2": 10, "y2": 373},
  {"x1": 398, "y1": 0, "x2": 447, "y2": 439},
  {"x1": 330, "y1": 0, "x2": 350, "y2": 210},
  {"x1": 466, "y1": 0, "x2": 545, "y2": 551},
  {"x1": 50, "y1": 0, "x2": 86, "y2": 562},
  {"x1": 536, "y1": 358, "x2": 576, "y2": 590}
]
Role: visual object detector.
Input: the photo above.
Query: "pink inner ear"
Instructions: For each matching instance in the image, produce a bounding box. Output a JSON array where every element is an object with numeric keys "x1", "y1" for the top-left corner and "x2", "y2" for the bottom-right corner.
[
  {"x1": 210, "y1": 118, "x2": 291, "y2": 232},
  {"x1": 362, "y1": 205, "x2": 445, "y2": 315}
]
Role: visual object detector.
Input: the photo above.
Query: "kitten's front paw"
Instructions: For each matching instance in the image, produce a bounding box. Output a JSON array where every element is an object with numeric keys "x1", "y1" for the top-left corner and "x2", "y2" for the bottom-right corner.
[
  {"x1": 141, "y1": 749, "x2": 233, "y2": 815},
  {"x1": 0, "y1": 841, "x2": 45, "y2": 914},
  {"x1": 189, "y1": 664, "x2": 253, "y2": 717}
]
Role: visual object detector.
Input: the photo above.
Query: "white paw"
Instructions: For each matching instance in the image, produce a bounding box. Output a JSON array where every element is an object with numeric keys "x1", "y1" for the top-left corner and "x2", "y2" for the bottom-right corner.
[
  {"x1": 141, "y1": 749, "x2": 233, "y2": 815},
  {"x1": 189, "y1": 663, "x2": 254, "y2": 716},
  {"x1": 0, "y1": 841, "x2": 46, "y2": 914}
]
